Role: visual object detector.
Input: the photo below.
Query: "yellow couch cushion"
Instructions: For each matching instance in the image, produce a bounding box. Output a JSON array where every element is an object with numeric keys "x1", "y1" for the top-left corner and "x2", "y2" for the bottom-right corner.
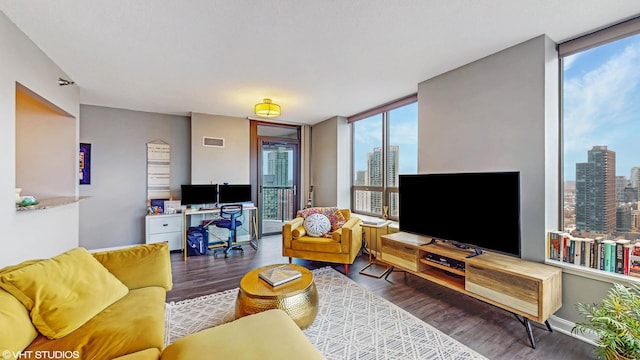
[
  {"x1": 92, "y1": 242, "x2": 173, "y2": 291},
  {"x1": 0, "y1": 247, "x2": 129, "y2": 339},
  {"x1": 26, "y1": 286, "x2": 166, "y2": 359},
  {"x1": 0, "y1": 288, "x2": 38, "y2": 359},
  {"x1": 113, "y1": 348, "x2": 162, "y2": 360},
  {"x1": 292, "y1": 237, "x2": 342, "y2": 252},
  {"x1": 161, "y1": 309, "x2": 324, "y2": 360}
]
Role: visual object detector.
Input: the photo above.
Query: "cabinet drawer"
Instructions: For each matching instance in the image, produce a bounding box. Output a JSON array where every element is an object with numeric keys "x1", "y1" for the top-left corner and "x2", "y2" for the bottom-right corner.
[
  {"x1": 148, "y1": 216, "x2": 182, "y2": 234},
  {"x1": 148, "y1": 232, "x2": 182, "y2": 251},
  {"x1": 466, "y1": 264, "x2": 539, "y2": 317},
  {"x1": 381, "y1": 240, "x2": 419, "y2": 271}
]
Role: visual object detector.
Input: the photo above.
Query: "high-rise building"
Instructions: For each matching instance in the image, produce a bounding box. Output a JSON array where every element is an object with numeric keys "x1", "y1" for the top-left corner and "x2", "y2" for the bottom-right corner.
[
  {"x1": 367, "y1": 147, "x2": 383, "y2": 213},
  {"x1": 631, "y1": 166, "x2": 640, "y2": 188},
  {"x1": 354, "y1": 145, "x2": 401, "y2": 214},
  {"x1": 617, "y1": 205, "x2": 633, "y2": 232},
  {"x1": 616, "y1": 176, "x2": 628, "y2": 203},
  {"x1": 387, "y1": 145, "x2": 399, "y2": 187},
  {"x1": 575, "y1": 146, "x2": 616, "y2": 234}
]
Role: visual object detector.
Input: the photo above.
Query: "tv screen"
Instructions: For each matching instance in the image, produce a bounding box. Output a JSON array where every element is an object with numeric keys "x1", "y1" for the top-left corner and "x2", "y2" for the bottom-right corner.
[
  {"x1": 399, "y1": 172, "x2": 521, "y2": 257},
  {"x1": 218, "y1": 184, "x2": 252, "y2": 204},
  {"x1": 181, "y1": 184, "x2": 218, "y2": 205}
]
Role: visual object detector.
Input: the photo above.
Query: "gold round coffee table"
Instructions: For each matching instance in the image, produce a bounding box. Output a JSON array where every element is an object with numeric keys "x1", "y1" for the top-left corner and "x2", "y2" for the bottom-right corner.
[{"x1": 235, "y1": 264, "x2": 318, "y2": 329}]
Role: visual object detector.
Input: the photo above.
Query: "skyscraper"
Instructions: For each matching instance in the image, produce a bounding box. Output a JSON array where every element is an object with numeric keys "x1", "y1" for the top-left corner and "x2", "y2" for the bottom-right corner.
[
  {"x1": 631, "y1": 166, "x2": 640, "y2": 188},
  {"x1": 575, "y1": 146, "x2": 616, "y2": 234},
  {"x1": 367, "y1": 147, "x2": 383, "y2": 213}
]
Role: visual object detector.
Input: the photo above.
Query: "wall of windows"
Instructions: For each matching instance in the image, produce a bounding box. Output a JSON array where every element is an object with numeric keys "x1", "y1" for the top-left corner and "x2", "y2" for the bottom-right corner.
[
  {"x1": 560, "y1": 18, "x2": 640, "y2": 277},
  {"x1": 350, "y1": 97, "x2": 418, "y2": 219}
]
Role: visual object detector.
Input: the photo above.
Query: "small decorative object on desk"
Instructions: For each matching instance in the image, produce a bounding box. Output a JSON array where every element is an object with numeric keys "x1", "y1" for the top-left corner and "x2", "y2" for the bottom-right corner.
[{"x1": 258, "y1": 265, "x2": 302, "y2": 287}]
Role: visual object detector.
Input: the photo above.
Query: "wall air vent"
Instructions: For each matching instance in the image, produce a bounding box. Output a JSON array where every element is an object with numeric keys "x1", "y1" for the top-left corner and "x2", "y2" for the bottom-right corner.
[{"x1": 203, "y1": 137, "x2": 225, "y2": 148}]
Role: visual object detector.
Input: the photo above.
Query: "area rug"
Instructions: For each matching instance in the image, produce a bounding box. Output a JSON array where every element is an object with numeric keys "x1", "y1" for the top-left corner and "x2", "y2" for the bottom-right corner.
[{"x1": 165, "y1": 266, "x2": 487, "y2": 359}]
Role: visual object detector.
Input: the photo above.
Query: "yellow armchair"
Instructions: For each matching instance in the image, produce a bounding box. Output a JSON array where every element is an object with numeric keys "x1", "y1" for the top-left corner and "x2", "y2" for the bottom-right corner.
[{"x1": 283, "y1": 208, "x2": 362, "y2": 274}]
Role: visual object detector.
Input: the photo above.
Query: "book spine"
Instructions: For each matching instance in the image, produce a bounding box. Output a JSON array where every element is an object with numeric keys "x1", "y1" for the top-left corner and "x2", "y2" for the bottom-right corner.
[
  {"x1": 584, "y1": 241, "x2": 592, "y2": 269},
  {"x1": 624, "y1": 245, "x2": 633, "y2": 275},
  {"x1": 598, "y1": 241, "x2": 605, "y2": 270},
  {"x1": 604, "y1": 242, "x2": 612, "y2": 272},
  {"x1": 573, "y1": 239, "x2": 582, "y2": 266},
  {"x1": 561, "y1": 235, "x2": 571, "y2": 262},
  {"x1": 616, "y1": 243, "x2": 625, "y2": 274},
  {"x1": 610, "y1": 243, "x2": 617, "y2": 272},
  {"x1": 580, "y1": 240, "x2": 586, "y2": 266}
]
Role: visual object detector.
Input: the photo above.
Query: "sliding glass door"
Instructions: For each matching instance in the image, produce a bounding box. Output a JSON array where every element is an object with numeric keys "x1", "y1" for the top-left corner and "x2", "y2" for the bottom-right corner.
[{"x1": 256, "y1": 124, "x2": 300, "y2": 236}]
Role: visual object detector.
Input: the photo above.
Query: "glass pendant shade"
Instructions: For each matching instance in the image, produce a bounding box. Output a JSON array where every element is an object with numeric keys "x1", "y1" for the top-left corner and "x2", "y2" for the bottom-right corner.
[{"x1": 255, "y1": 99, "x2": 281, "y2": 118}]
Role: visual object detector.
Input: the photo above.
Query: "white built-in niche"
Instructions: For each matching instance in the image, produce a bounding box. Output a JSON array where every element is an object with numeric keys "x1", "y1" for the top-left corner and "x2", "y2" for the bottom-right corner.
[{"x1": 15, "y1": 83, "x2": 77, "y2": 209}]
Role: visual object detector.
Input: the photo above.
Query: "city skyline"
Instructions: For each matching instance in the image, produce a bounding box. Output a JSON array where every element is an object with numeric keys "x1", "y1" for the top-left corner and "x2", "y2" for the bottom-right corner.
[
  {"x1": 353, "y1": 103, "x2": 418, "y2": 175},
  {"x1": 563, "y1": 33, "x2": 640, "y2": 181}
]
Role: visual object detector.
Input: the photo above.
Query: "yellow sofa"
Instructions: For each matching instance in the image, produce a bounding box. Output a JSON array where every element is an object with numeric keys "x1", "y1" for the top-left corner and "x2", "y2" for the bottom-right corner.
[
  {"x1": 0, "y1": 242, "x2": 172, "y2": 360},
  {"x1": 283, "y1": 207, "x2": 363, "y2": 274},
  {"x1": 1, "y1": 242, "x2": 325, "y2": 360}
]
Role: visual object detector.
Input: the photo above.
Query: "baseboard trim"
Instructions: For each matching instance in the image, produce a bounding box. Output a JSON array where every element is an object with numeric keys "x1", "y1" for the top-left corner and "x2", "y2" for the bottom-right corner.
[{"x1": 547, "y1": 315, "x2": 598, "y2": 346}]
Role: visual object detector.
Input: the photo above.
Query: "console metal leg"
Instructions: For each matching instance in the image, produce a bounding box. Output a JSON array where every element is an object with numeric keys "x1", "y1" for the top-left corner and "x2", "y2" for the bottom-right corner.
[
  {"x1": 513, "y1": 314, "x2": 550, "y2": 349},
  {"x1": 513, "y1": 314, "x2": 535, "y2": 348}
]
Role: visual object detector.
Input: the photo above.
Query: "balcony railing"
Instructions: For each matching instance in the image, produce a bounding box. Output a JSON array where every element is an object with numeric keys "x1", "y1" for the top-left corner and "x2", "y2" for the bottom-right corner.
[{"x1": 262, "y1": 186, "x2": 295, "y2": 222}]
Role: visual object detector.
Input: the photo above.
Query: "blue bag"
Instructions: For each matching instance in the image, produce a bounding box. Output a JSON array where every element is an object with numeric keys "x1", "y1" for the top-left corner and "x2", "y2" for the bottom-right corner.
[{"x1": 187, "y1": 226, "x2": 208, "y2": 255}]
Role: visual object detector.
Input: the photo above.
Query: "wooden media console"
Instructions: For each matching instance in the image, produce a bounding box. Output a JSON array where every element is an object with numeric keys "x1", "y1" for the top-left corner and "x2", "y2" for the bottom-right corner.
[{"x1": 379, "y1": 231, "x2": 562, "y2": 348}]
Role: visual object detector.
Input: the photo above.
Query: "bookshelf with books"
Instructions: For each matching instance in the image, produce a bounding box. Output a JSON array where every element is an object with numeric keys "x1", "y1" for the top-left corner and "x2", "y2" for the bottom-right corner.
[{"x1": 547, "y1": 231, "x2": 640, "y2": 279}]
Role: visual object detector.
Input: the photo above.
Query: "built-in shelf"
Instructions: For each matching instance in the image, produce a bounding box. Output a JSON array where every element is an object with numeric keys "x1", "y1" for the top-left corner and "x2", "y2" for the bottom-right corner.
[{"x1": 15, "y1": 196, "x2": 89, "y2": 212}]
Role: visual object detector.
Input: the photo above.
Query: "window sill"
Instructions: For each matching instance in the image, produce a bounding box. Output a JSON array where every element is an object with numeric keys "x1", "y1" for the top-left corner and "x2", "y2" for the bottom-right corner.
[
  {"x1": 545, "y1": 259, "x2": 640, "y2": 286},
  {"x1": 15, "y1": 196, "x2": 89, "y2": 212}
]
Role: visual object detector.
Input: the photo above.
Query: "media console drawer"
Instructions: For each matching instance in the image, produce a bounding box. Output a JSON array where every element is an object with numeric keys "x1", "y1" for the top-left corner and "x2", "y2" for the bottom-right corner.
[
  {"x1": 466, "y1": 264, "x2": 539, "y2": 317},
  {"x1": 380, "y1": 238, "x2": 419, "y2": 271}
]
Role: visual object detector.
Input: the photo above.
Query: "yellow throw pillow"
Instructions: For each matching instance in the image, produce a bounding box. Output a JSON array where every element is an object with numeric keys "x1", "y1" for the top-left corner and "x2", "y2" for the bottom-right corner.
[
  {"x1": 291, "y1": 226, "x2": 306, "y2": 239},
  {"x1": 0, "y1": 247, "x2": 129, "y2": 339},
  {"x1": 92, "y1": 242, "x2": 173, "y2": 291}
]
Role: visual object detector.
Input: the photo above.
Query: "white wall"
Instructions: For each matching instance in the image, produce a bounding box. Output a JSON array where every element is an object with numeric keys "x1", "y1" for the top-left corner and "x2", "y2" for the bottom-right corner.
[
  {"x1": 190, "y1": 113, "x2": 250, "y2": 184},
  {"x1": 78, "y1": 105, "x2": 190, "y2": 250},
  {"x1": 0, "y1": 11, "x2": 80, "y2": 267}
]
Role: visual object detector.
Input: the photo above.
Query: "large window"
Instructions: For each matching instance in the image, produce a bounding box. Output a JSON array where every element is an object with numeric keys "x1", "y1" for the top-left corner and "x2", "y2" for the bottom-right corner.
[
  {"x1": 351, "y1": 98, "x2": 418, "y2": 219},
  {"x1": 562, "y1": 32, "x2": 640, "y2": 235},
  {"x1": 560, "y1": 19, "x2": 640, "y2": 275}
]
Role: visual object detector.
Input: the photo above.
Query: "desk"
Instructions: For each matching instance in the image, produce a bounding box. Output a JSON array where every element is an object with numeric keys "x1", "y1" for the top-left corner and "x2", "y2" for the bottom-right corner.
[{"x1": 182, "y1": 205, "x2": 258, "y2": 261}]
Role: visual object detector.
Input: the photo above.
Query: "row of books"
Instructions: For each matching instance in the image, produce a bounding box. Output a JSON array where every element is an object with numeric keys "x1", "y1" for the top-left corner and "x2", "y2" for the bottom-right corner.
[{"x1": 548, "y1": 231, "x2": 640, "y2": 277}]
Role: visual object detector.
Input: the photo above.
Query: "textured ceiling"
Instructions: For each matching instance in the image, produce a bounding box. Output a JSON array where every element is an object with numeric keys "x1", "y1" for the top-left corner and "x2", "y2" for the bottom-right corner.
[{"x1": 2, "y1": 1, "x2": 640, "y2": 125}]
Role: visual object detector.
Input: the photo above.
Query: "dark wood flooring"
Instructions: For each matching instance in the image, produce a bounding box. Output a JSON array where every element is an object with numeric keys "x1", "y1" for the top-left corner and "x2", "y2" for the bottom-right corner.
[{"x1": 167, "y1": 236, "x2": 596, "y2": 360}]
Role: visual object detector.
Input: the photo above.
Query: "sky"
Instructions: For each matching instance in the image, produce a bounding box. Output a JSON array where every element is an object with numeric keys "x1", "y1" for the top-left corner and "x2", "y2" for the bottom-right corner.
[
  {"x1": 563, "y1": 33, "x2": 640, "y2": 181},
  {"x1": 353, "y1": 102, "x2": 418, "y2": 176}
]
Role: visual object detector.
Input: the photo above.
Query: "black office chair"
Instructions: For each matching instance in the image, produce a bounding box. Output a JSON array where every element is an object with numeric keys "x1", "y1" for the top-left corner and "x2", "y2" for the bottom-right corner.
[{"x1": 213, "y1": 204, "x2": 244, "y2": 258}]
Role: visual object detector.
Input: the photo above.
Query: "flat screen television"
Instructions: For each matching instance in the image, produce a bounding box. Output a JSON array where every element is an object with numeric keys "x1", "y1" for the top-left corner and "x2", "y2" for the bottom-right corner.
[
  {"x1": 181, "y1": 184, "x2": 218, "y2": 205},
  {"x1": 398, "y1": 172, "x2": 521, "y2": 257},
  {"x1": 218, "y1": 184, "x2": 252, "y2": 204}
]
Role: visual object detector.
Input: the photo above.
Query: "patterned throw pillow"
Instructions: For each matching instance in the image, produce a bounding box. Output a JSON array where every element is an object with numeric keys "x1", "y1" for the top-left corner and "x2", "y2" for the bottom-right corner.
[
  {"x1": 329, "y1": 209, "x2": 347, "y2": 231},
  {"x1": 297, "y1": 207, "x2": 338, "y2": 220},
  {"x1": 303, "y1": 213, "x2": 331, "y2": 237}
]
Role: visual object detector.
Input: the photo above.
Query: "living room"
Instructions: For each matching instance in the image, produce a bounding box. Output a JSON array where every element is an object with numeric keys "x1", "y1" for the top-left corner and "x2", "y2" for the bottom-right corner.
[{"x1": 3, "y1": 2, "x2": 640, "y2": 359}]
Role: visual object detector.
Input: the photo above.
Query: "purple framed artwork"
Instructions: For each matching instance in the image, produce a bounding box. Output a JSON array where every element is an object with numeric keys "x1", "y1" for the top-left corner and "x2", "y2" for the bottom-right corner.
[{"x1": 79, "y1": 143, "x2": 91, "y2": 185}]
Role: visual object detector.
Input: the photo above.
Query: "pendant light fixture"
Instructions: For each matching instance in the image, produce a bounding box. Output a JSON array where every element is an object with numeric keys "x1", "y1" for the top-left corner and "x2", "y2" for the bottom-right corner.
[{"x1": 254, "y1": 98, "x2": 281, "y2": 118}]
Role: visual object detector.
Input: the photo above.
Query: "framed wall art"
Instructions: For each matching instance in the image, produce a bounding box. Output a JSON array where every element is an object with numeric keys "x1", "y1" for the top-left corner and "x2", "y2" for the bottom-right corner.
[{"x1": 79, "y1": 143, "x2": 91, "y2": 185}]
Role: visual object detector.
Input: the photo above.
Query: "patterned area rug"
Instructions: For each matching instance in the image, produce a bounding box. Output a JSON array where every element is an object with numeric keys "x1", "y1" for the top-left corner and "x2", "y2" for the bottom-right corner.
[{"x1": 165, "y1": 266, "x2": 487, "y2": 359}]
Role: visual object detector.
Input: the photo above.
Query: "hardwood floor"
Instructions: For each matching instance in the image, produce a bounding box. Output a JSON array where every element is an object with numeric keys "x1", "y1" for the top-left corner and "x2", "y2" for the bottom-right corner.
[{"x1": 167, "y1": 235, "x2": 596, "y2": 360}]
